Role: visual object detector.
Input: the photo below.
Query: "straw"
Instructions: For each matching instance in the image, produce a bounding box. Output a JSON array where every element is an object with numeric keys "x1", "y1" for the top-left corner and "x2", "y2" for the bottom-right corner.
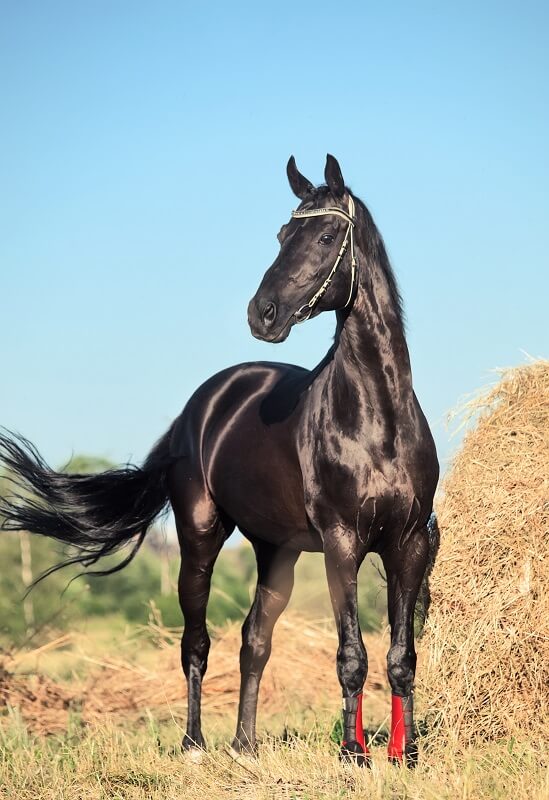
[{"x1": 417, "y1": 360, "x2": 549, "y2": 747}]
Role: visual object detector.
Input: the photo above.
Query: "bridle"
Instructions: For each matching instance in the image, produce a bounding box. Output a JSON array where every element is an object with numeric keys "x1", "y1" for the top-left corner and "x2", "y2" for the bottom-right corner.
[{"x1": 291, "y1": 195, "x2": 358, "y2": 323}]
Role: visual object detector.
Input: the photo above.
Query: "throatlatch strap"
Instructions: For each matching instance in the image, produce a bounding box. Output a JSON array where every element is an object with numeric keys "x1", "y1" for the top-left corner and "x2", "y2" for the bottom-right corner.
[
  {"x1": 342, "y1": 694, "x2": 369, "y2": 753},
  {"x1": 388, "y1": 694, "x2": 414, "y2": 760}
]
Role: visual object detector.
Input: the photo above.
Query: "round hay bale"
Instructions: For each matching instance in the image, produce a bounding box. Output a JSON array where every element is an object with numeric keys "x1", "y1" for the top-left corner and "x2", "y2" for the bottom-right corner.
[{"x1": 418, "y1": 360, "x2": 549, "y2": 746}]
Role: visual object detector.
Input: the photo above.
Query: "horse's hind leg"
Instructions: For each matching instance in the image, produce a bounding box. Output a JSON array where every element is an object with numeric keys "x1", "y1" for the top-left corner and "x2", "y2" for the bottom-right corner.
[
  {"x1": 169, "y1": 462, "x2": 234, "y2": 758},
  {"x1": 178, "y1": 526, "x2": 228, "y2": 757},
  {"x1": 381, "y1": 525, "x2": 430, "y2": 767},
  {"x1": 230, "y1": 539, "x2": 299, "y2": 756}
]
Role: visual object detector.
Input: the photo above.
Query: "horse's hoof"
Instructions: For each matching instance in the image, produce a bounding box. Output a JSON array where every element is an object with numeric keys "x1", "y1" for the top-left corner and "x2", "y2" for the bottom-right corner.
[
  {"x1": 182, "y1": 733, "x2": 206, "y2": 764},
  {"x1": 339, "y1": 740, "x2": 371, "y2": 768},
  {"x1": 226, "y1": 745, "x2": 258, "y2": 772},
  {"x1": 183, "y1": 746, "x2": 205, "y2": 765}
]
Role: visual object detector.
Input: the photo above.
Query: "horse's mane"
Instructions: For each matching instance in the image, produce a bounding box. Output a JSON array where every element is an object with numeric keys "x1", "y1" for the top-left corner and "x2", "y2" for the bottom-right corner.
[{"x1": 351, "y1": 192, "x2": 405, "y2": 330}]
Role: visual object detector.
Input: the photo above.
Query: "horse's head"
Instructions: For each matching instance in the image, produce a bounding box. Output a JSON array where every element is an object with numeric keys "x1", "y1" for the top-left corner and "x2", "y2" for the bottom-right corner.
[{"x1": 248, "y1": 155, "x2": 358, "y2": 343}]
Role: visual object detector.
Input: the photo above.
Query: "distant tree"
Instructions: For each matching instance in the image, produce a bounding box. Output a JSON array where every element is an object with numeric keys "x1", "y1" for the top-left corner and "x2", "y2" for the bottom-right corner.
[{"x1": 63, "y1": 454, "x2": 116, "y2": 474}]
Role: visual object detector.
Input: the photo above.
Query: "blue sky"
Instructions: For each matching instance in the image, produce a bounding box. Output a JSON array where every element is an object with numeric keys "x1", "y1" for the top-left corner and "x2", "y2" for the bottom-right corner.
[{"x1": 1, "y1": 1, "x2": 548, "y2": 475}]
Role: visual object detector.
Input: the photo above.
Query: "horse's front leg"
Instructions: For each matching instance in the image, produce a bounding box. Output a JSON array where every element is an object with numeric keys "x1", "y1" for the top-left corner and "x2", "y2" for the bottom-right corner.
[
  {"x1": 381, "y1": 526, "x2": 430, "y2": 767},
  {"x1": 230, "y1": 540, "x2": 299, "y2": 757},
  {"x1": 324, "y1": 531, "x2": 370, "y2": 767}
]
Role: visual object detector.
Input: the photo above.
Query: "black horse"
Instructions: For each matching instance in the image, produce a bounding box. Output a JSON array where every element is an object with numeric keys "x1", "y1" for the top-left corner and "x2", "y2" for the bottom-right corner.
[{"x1": 0, "y1": 155, "x2": 438, "y2": 767}]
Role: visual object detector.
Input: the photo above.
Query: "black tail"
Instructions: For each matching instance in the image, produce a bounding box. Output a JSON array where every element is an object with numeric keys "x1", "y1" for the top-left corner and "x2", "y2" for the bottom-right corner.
[{"x1": 0, "y1": 428, "x2": 175, "y2": 584}]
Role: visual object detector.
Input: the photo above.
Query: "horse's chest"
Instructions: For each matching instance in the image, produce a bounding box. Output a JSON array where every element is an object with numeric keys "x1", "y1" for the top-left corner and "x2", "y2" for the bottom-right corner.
[{"x1": 301, "y1": 436, "x2": 421, "y2": 544}]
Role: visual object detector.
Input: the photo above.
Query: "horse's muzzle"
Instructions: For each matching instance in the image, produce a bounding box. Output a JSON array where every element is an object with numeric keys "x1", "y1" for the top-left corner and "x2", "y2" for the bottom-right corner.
[{"x1": 247, "y1": 297, "x2": 290, "y2": 342}]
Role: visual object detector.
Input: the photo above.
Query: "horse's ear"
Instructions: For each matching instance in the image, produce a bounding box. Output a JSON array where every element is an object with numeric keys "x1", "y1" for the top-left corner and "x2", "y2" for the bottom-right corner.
[
  {"x1": 287, "y1": 156, "x2": 314, "y2": 200},
  {"x1": 325, "y1": 154, "x2": 345, "y2": 198}
]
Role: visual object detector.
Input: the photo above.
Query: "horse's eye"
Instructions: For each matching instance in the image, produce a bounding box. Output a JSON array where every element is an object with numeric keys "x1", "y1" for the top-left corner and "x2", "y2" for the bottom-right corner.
[{"x1": 319, "y1": 233, "x2": 335, "y2": 246}]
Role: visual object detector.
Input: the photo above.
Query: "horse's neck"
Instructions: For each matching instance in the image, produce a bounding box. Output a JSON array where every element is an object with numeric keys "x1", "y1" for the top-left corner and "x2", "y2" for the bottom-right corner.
[{"x1": 331, "y1": 220, "x2": 414, "y2": 433}]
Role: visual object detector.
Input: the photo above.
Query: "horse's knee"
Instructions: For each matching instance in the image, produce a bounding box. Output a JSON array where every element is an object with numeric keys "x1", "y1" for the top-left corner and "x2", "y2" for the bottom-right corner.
[
  {"x1": 387, "y1": 644, "x2": 416, "y2": 695},
  {"x1": 337, "y1": 639, "x2": 368, "y2": 695}
]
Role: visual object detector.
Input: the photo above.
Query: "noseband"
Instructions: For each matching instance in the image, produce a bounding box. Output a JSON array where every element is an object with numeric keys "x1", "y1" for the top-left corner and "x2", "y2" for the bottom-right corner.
[{"x1": 291, "y1": 195, "x2": 358, "y2": 323}]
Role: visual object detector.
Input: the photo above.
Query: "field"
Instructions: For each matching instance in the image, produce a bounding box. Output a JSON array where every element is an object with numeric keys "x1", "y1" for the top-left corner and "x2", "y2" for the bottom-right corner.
[
  {"x1": 2, "y1": 362, "x2": 548, "y2": 799},
  {"x1": 1, "y1": 615, "x2": 547, "y2": 800}
]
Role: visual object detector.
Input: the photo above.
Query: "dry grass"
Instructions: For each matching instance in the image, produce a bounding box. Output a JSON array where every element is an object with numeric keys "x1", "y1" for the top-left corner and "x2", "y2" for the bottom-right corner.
[
  {"x1": 418, "y1": 360, "x2": 549, "y2": 747},
  {"x1": 1, "y1": 608, "x2": 546, "y2": 799},
  {"x1": 0, "y1": 712, "x2": 547, "y2": 800},
  {"x1": 0, "y1": 615, "x2": 389, "y2": 736}
]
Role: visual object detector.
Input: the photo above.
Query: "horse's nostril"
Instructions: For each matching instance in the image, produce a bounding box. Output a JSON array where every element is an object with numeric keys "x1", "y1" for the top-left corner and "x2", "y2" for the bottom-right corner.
[{"x1": 262, "y1": 302, "x2": 277, "y2": 327}]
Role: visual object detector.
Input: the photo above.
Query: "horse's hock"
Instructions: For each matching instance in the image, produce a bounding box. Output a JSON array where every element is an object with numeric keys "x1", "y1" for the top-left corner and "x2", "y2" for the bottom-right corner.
[{"x1": 418, "y1": 360, "x2": 549, "y2": 746}]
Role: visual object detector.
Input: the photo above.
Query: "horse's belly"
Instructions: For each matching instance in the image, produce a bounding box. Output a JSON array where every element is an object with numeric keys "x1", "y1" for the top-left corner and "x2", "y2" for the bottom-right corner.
[
  {"x1": 208, "y1": 423, "x2": 321, "y2": 550},
  {"x1": 212, "y1": 461, "x2": 321, "y2": 552}
]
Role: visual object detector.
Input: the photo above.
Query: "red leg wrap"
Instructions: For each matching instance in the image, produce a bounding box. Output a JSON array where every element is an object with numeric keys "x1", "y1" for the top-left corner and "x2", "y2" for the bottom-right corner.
[{"x1": 388, "y1": 694, "x2": 413, "y2": 762}]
